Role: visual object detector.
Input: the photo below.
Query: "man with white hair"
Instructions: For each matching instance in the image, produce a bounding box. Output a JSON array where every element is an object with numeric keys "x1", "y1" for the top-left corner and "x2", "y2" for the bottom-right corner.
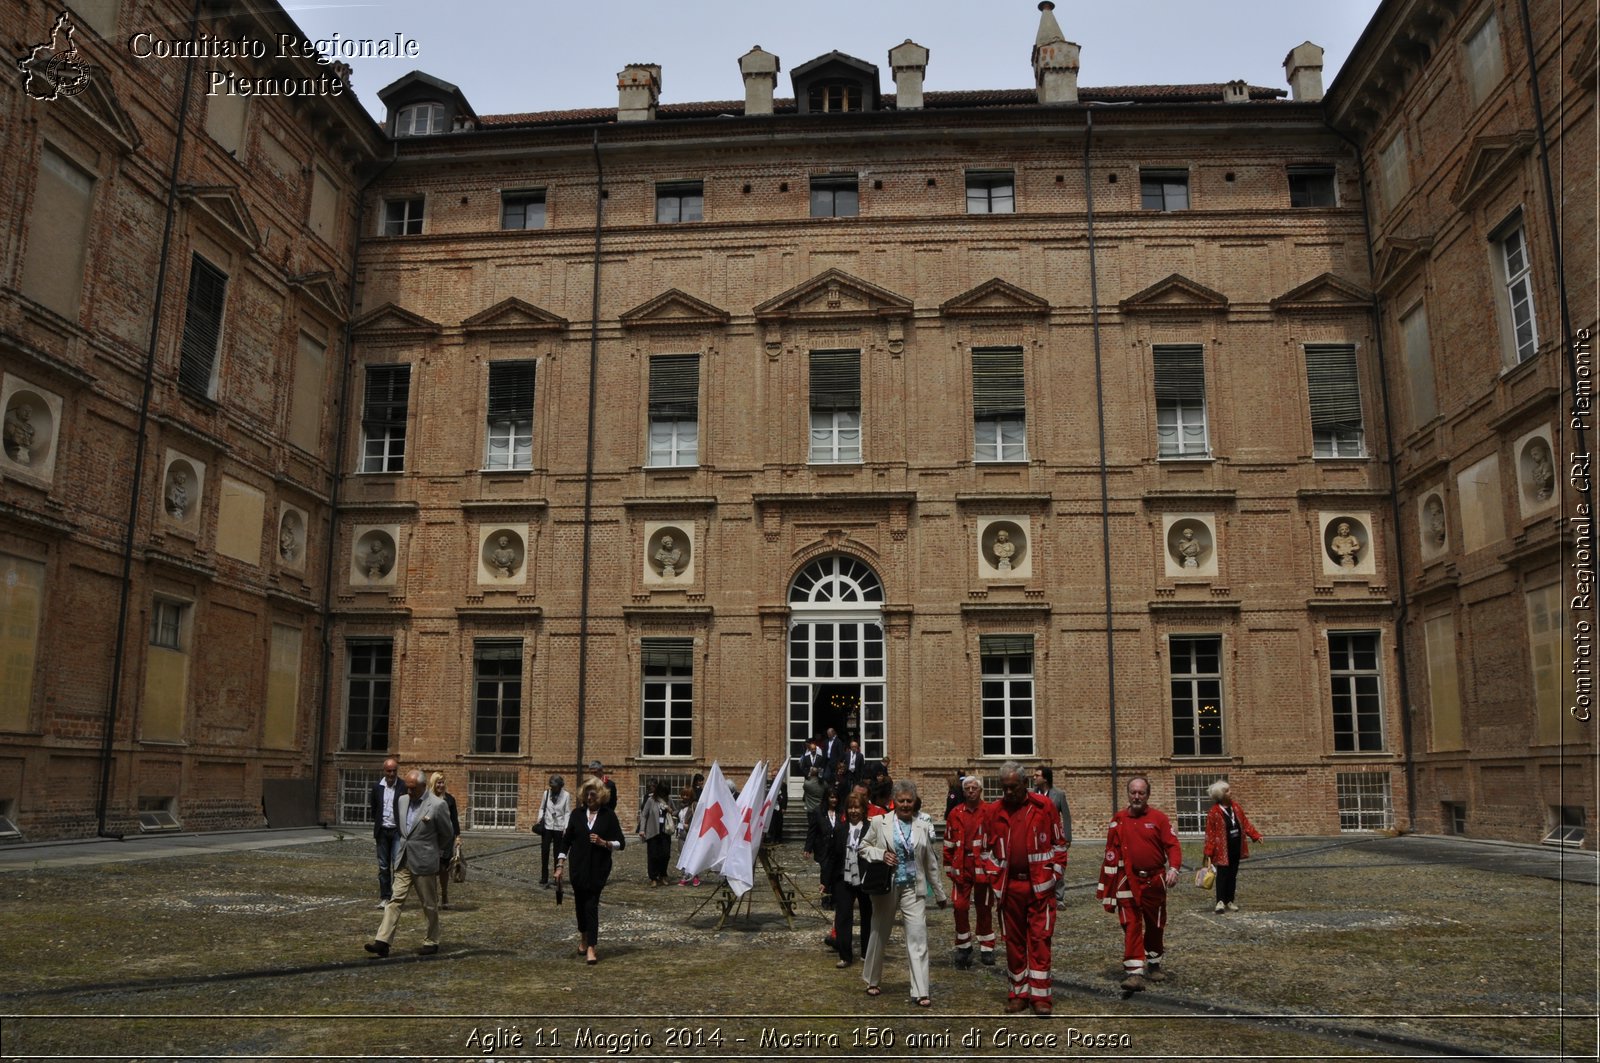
[
  {"x1": 977, "y1": 761, "x2": 1067, "y2": 1016},
  {"x1": 942, "y1": 775, "x2": 995, "y2": 968},
  {"x1": 1096, "y1": 774, "x2": 1182, "y2": 992}
]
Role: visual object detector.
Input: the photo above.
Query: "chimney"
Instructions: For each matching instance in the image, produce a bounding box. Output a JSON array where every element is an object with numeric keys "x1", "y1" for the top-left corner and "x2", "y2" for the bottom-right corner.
[
  {"x1": 1032, "y1": 1, "x2": 1080, "y2": 105},
  {"x1": 888, "y1": 39, "x2": 929, "y2": 110},
  {"x1": 739, "y1": 46, "x2": 779, "y2": 116},
  {"x1": 617, "y1": 63, "x2": 660, "y2": 121},
  {"x1": 1284, "y1": 42, "x2": 1325, "y2": 102},
  {"x1": 1223, "y1": 79, "x2": 1249, "y2": 104}
]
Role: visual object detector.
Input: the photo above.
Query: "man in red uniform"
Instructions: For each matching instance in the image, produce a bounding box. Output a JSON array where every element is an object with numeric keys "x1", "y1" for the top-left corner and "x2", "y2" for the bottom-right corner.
[
  {"x1": 943, "y1": 776, "x2": 996, "y2": 969},
  {"x1": 978, "y1": 761, "x2": 1067, "y2": 1015},
  {"x1": 1096, "y1": 774, "x2": 1183, "y2": 992}
]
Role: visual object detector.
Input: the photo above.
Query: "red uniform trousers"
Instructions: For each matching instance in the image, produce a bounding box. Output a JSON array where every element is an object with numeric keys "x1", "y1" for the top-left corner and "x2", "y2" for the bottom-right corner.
[
  {"x1": 1120, "y1": 874, "x2": 1167, "y2": 976},
  {"x1": 1000, "y1": 877, "x2": 1054, "y2": 1002},
  {"x1": 950, "y1": 878, "x2": 995, "y2": 954}
]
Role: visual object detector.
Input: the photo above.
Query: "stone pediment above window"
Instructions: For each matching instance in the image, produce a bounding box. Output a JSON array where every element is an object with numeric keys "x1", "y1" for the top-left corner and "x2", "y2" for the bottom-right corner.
[
  {"x1": 1270, "y1": 273, "x2": 1373, "y2": 314},
  {"x1": 461, "y1": 297, "x2": 567, "y2": 338},
  {"x1": 619, "y1": 289, "x2": 730, "y2": 331},
  {"x1": 290, "y1": 272, "x2": 346, "y2": 320},
  {"x1": 1373, "y1": 236, "x2": 1432, "y2": 294},
  {"x1": 179, "y1": 185, "x2": 261, "y2": 250},
  {"x1": 1119, "y1": 274, "x2": 1229, "y2": 315},
  {"x1": 1449, "y1": 132, "x2": 1535, "y2": 210},
  {"x1": 754, "y1": 269, "x2": 912, "y2": 323},
  {"x1": 352, "y1": 302, "x2": 442, "y2": 340},
  {"x1": 940, "y1": 278, "x2": 1050, "y2": 318}
]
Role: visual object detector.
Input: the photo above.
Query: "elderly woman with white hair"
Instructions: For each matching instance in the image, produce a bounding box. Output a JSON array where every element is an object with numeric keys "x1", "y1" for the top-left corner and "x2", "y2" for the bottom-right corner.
[
  {"x1": 1202, "y1": 779, "x2": 1264, "y2": 914},
  {"x1": 861, "y1": 778, "x2": 948, "y2": 1007}
]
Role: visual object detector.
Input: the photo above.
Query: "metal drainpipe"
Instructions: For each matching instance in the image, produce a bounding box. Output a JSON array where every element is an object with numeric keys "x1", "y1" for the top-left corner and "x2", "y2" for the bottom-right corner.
[
  {"x1": 1324, "y1": 119, "x2": 1418, "y2": 830},
  {"x1": 311, "y1": 143, "x2": 396, "y2": 825},
  {"x1": 1516, "y1": 0, "x2": 1594, "y2": 528},
  {"x1": 574, "y1": 130, "x2": 604, "y2": 785},
  {"x1": 1082, "y1": 108, "x2": 1120, "y2": 814},
  {"x1": 94, "y1": 0, "x2": 203, "y2": 838}
]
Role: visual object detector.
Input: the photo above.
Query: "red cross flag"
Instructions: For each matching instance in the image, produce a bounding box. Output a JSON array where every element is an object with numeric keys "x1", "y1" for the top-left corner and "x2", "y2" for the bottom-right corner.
[
  {"x1": 675, "y1": 761, "x2": 737, "y2": 879},
  {"x1": 720, "y1": 760, "x2": 767, "y2": 897}
]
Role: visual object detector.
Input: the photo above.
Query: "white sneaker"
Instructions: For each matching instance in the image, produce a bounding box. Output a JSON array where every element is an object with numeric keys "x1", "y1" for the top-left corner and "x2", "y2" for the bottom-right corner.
[
  {"x1": 1214, "y1": 901, "x2": 1226, "y2": 914},
  {"x1": 1225, "y1": 902, "x2": 1238, "y2": 912}
]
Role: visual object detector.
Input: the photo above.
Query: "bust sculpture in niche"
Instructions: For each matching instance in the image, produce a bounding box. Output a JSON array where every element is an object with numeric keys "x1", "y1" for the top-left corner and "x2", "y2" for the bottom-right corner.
[
  {"x1": 279, "y1": 514, "x2": 301, "y2": 563},
  {"x1": 4, "y1": 401, "x2": 35, "y2": 464},
  {"x1": 655, "y1": 534, "x2": 683, "y2": 578},
  {"x1": 1176, "y1": 527, "x2": 1202, "y2": 569},
  {"x1": 491, "y1": 534, "x2": 520, "y2": 578},
  {"x1": 991, "y1": 529, "x2": 1016, "y2": 573},
  {"x1": 1529, "y1": 442, "x2": 1556, "y2": 502},
  {"x1": 165, "y1": 468, "x2": 190, "y2": 520},
  {"x1": 1424, "y1": 496, "x2": 1446, "y2": 548},
  {"x1": 363, "y1": 538, "x2": 392, "y2": 580},
  {"x1": 1330, "y1": 521, "x2": 1361, "y2": 568}
]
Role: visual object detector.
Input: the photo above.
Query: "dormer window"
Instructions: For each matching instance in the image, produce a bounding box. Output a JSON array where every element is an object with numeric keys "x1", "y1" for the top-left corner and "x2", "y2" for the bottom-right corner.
[
  {"x1": 395, "y1": 102, "x2": 447, "y2": 137},
  {"x1": 808, "y1": 83, "x2": 861, "y2": 113}
]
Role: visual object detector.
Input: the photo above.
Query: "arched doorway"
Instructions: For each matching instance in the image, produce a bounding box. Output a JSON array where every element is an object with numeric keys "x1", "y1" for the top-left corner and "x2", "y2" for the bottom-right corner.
[{"x1": 787, "y1": 555, "x2": 885, "y2": 769}]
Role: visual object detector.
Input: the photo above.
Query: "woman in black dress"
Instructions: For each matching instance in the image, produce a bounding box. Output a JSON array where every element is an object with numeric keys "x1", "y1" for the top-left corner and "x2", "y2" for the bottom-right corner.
[
  {"x1": 828, "y1": 791, "x2": 874, "y2": 968},
  {"x1": 553, "y1": 777, "x2": 626, "y2": 964}
]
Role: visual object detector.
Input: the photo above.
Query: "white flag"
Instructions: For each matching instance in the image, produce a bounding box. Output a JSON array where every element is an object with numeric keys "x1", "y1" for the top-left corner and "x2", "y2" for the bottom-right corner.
[
  {"x1": 756, "y1": 758, "x2": 790, "y2": 839},
  {"x1": 720, "y1": 760, "x2": 766, "y2": 897},
  {"x1": 675, "y1": 762, "x2": 736, "y2": 879}
]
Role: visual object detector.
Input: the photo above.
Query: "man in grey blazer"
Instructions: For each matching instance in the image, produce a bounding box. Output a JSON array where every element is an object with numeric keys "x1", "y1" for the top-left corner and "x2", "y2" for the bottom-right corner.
[{"x1": 365, "y1": 768, "x2": 456, "y2": 957}]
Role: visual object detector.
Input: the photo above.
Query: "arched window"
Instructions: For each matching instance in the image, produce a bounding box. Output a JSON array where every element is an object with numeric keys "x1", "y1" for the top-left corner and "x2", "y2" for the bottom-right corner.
[
  {"x1": 789, "y1": 554, "x2": 883, "y2": 606},
  {"x1": 395, "y1": 102, "x2": 447, "y2": 137}
]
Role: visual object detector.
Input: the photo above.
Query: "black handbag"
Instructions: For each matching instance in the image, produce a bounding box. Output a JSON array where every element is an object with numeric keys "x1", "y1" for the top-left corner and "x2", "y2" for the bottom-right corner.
[{"x1": 860, "y1": 859, "x2": 892, "y2": 896}]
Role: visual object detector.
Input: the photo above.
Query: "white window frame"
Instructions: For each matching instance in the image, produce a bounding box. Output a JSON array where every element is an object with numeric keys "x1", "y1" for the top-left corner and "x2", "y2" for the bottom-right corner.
[
  {"x1": 641, "y1": 639, "x2": 694, "y2": 759},
  {"x1": 1153, "y1": 345, "x2": 1209, "y2": 459},
  {"x1": 1174, "y1": 773, "x2": 1229, "y2": 835},
  {"x1": 359, "y1": 364, "x2": 410, "y2": 474},
  {"x1": 150, "y1": 599, "x2": 186, "y2": 651},
  {"x1": 1336, "y1": 772, "x2": 1395, "y2": 832},
  {"x1": 655, "y1": 181, "x2": 704, "y2": 223},
  {"x1": 648, "y1": 417, "x2": 698, "y2": 467},
  {"x1": 380, "y1": 197, "x2": 424, "y2": 236},
  {"x1": 965, "y1": 170, "x2": 1015, "y2": 214},
  {"x1": 395, "y1": 102, "x2": 446, "y2": 137},
  {"x1": 338, "y1": 769, "x2": 379, "y2": 827},
  {"x1": 485, "y1": 361, "x2": 535, "y2": 471},
  {"x1": 979, "y1": 637, "x2": 1035, "y2": 759},
  {"x1": 1494, "y1": 217, "x2": 1540, "y2": 364},
  {"x1": 1169, "y1": 634, "x2": 1224, "y2": 757},
  {"x1": 1140, "y1": 169, "x2": 1190, "y2": 211},
  {"x1": 500, "y1": 189, "x2": 546, "y2": 230},
  {"x1": 1329, "y1": 631, "x2": 1386, "y2": 753},
  {"x1": 1307, "y1": 343, "x2": 1367, "y2": 458},
  {"x1": 468, "y1": 772, "x2": 519, "y2": 830},
  {"x1": 809, "y1": 409, "x2": 861, "y2": 464}
]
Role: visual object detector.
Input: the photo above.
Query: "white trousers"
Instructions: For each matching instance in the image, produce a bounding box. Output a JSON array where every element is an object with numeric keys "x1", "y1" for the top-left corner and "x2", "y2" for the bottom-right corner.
[{"x1": 862, "y1": 883, "x2": 930, "y2": 1000}]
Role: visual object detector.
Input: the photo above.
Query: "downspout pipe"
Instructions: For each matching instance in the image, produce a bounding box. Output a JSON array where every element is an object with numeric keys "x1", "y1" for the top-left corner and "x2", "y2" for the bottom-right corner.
[
  {"x1": 1083, "y1": 107, "x2": 1120, "y2": 813},
  {"x1": 574, "y1": 130, "x2": 604, "y2": 785},
  {"x1": 95, "y1": 0, "x2": 203, "y2": 838},
  {"x1": 311, "y1": 143, "x2": 396, "y2": 824},
  {"x1": 1324, "y1": 118, "x2": 1418, "y2": 830}
]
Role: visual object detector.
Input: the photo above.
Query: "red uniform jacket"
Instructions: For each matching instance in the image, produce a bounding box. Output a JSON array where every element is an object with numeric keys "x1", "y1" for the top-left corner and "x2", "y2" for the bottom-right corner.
[
  {"x1": 943, "y1": 800, "x2": 989, "y2": 884},
  {"x1": 1202, "y1": 800, "x2": 1262, "y2": 866},
  {"x1": 1096, "y1": 806, "x2": 1181, "y2": 921},
  {"x1": 977, "y1": 793, "x2": 1067, "y2": 897}
]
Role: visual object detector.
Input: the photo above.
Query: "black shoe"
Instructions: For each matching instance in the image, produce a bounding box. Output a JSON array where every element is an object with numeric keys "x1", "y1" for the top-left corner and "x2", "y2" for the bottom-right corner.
[
  {"x1": 954, "y1": 948, "x2": 973, "y2": 969},
  {"x1": 418, "y1": 944, "x2": 439, "y2": 956},
  {"x1": 363, "y1": 940, "x2": 389, "y2": 958},
  {"x1": 979, "y1": 951, "x2": 997, "y2": 966}
]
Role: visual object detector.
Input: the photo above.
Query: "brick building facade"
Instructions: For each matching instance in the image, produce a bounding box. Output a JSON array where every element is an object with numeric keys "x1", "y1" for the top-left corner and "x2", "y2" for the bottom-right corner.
[{"x1": 1, "y1": 0, "x2": 1592, "y2": 846}]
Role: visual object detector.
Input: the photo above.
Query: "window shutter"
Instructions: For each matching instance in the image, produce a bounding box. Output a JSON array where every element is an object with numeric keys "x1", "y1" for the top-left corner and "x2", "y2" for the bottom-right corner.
[
  {"x1": 1306, "y1": 345, "x2": 1362, "y2": 433},
  {"x1": 487, "y1": 361, "x2": 536, "y2": 421},
  {"x1": 979, "y1": 634, "x2": 1034, "y2": 657},
  {"x1": 178, "y1": 255, "x2": 227, "y2": 395},
  {"x1": 1153, "y1": 345, "x2": 1205, "y2": 404},
  {"x1": 642, "y1": 638, "x2": 694, "y2": 672},
  {"x1": 473, "y1": 639, "x2": 523, "y2": 662},
  {"x1": 648, "y1": 355, "x2": 700, "y2": 418},
  {"x1": 809, "y1": 350, "x2": 860, "y2": 410},
  {"x1": 972, "y1": 348, "x2": 1025, "y2": 418},
  {"x1": 362, "y1": 364, "x2": 411, "y2": 433}
]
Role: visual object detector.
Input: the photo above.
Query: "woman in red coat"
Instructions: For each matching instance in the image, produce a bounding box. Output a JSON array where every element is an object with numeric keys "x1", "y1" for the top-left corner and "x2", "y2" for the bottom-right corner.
[{"x1": 1203, "y1": 780, "x2": 1263, "y2": 914}]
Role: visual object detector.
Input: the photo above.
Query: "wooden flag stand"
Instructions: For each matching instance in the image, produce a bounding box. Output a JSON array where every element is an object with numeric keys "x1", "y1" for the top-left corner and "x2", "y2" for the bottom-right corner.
[{"x1": 688, "y1": 844, "x2": 827, "y2": 930}]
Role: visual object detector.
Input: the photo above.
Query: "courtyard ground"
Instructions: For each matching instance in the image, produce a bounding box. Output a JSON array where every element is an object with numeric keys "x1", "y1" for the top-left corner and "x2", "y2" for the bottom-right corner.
[{"x1": 0, "y1": 827, "x2": 1594, "y2": 1061}]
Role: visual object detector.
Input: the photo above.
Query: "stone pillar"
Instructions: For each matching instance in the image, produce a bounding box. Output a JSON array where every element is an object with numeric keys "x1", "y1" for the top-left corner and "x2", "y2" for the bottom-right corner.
[
  {"x1": 1032, "y1": 1, "x2": 1079, "y2": 105},
  {"x1": 617, "y1": 63, "x2": 660, "y2": 121},
  {"x1": 1284, "y1": 41, "x2": 1325, "y2": 102},
  {"x1": 888, "y1": 39, "x2": 929, "y2": 110},
  {"x1": 739, "y1": 46, "x2": 779, "y2": 116}
]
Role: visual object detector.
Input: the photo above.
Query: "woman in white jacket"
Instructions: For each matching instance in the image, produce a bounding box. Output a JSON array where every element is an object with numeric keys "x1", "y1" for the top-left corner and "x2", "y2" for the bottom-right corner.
[
  {"x1": 535, "y1": 774, "x2": 571, "y2": 888},
  {"x1": 861, "y1": 779, "x2": 948, "y2": 1007}
]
